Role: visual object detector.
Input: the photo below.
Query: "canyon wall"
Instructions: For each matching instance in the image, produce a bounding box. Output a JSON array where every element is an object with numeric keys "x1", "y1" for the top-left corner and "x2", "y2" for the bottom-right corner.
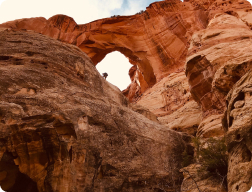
[
  {"x1": 1, "y1": 0, "x2": 252, "y2": 191},
  {"x1": 0, "y1": 0, "x2": 250, "y2": 102},
  {"x1": 224, "y1": 71, "x2": 252, "y2": 192},
  {"x1": 0, "y1": 29, "x2": 191, "y2": 192},
  {"x1": 0, "y1": 0, "x2": 211, "y2": 101}
]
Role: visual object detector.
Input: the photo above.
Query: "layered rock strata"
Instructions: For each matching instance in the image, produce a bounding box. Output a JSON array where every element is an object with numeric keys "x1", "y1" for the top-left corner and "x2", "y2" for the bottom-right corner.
[
  {"x1": 0, "y1": 0, "x2": 251, "y2": 102},
  {"x1": 1, "y1": 0, "x2": 252, "y2": 191},
  {"x1": 223, "y1": 71, "x2": 252, "y2": 192},
  {"x1": 186, "y1": 12, "x2": 252, "y2": 137},
  {"x1": 0, "y1": 0, "x2": 211, "y2": 99},
  {"x1": 1, "y1": 0, "x2": 251, "y2": 139},
  {"x1": 136, "y1": 70, "x2": 201, "y2": 135},
  {"x1": 0, "y1": 29, "x2": 191, "y2": 192}
]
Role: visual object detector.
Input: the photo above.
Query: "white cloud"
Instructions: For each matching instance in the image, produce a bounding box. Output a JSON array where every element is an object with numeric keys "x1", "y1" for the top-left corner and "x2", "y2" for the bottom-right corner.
[
  {"x1": 122, "y1": 1, "x2": 143, "y2": 15},
  {"x1": 0, "y1": 0, "x2": 160, "y2": 91},
  {"x1": 0, "y1": 0, "x2": 5, "y2": 6},
  {"x1": 0, "y1": 0, "x2": 124, "y2": 24},
  {"x1": 0, "y1": 0, "x2": 164, "y2": 24}
]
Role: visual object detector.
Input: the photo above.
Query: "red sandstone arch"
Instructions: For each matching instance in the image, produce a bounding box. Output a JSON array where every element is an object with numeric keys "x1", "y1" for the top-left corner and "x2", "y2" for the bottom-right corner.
[
  {"x1": 0, "y1": 0, "x2": 210, "y2": 94},
  {"x1": 1, "y1": 0, "x2": 247, "y2": 100}
]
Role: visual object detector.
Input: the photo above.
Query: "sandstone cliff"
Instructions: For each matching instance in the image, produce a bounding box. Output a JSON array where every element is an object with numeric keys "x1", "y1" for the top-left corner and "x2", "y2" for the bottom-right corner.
[
  {"x1": 0, "y1": 0, "x2": 212, "y2": 101},
  {"x1": 1, "y1": 0, "x2": 252, "y2": 191},
  {"x1": 224, "y1": 71, "x2": 252, "y2": 192},
  {"x1": 0, "y1": 29, "x2": 191, "y2": 192}
]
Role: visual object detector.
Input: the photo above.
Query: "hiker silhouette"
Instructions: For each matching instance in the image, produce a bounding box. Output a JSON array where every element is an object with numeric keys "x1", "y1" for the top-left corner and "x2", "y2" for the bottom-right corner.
[{"x1": 102, "y1": 72, "x2": 108, "y2": 80}]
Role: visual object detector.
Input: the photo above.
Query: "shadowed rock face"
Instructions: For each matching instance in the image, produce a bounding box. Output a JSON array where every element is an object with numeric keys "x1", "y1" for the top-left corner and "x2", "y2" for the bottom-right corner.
[
  {"x1": 224, "y1": 71, "x2": 252, "y2": 192},
  {"x1": 180, "y1": 164, "x2": 227, "y2": 192},
  {"x1": 0, "y1": 29, "x2": 191, "y2": 192}
]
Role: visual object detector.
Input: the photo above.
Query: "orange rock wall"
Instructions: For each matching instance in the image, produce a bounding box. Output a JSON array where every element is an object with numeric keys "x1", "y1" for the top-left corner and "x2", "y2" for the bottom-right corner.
[
  {"x1": 0, "y1": 0, "x2": 251, "y2": 114},
  {"x1": 0, "y1": 0, "x2": 211, "y2": 100}
]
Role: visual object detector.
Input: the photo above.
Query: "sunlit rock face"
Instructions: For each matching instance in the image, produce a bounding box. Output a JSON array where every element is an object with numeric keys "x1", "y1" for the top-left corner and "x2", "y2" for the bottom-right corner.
[
  {"x1": 136, "y1": 71, "x2": 202, "y2": 136},
  {"x1": 0, "y1": 29, "x2": 192, "y2": 192},
  {"x1": 0, "y1": 0, "x2": 210, "y2": 100},
  {"x1": 223, "y1": 71, "x2": 252, "y2": 192},
  {"x1": 185, "y1": 11, "x2": 252, "y2": 137},
  {"x1": 0, "y1": 0, "x2": 250, "y2": 103},
  {"x1": 2, "y1": 0, "x2": 252, "y2": 191}
]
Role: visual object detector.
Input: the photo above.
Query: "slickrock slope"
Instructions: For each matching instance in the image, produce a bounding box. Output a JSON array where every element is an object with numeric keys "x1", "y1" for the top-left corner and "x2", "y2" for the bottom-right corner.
[
  {"x1": 224, "y1": 71, "x2": 252, "y2": 192},
  {"x1": 1, "y1": 1, "x2": 251, "y2": 136},
  {"x1": 0, "y1": 29, "x2": 191, "y2": 192}
]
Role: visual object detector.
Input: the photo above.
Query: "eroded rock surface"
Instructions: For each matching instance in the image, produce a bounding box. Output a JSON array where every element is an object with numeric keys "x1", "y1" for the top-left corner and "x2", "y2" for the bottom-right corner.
[
  {"x1": 0, "y1": 0, "x2": 251, "y2": 101},
  {"x1": 136, "y1": 71, "x2": 201, "y2": 136},
  {"x1": 186, "y1": 12, "x2": 252, "y2": 137},
  {"x1": 224, "y1": 71, "x2": 252, "y2": 192},
  {"x1": 0, "y1": 0, "x2": 206, "y2": 87},
  {"x1": 180, "y1": 164, "x2": 227, "y2": 192},
  {"x1": 0, "y1": 29, "x2": 191, "y2": 192},
  {"x1": 1, "y1": 0, "x2": 252, "y2": 191}
]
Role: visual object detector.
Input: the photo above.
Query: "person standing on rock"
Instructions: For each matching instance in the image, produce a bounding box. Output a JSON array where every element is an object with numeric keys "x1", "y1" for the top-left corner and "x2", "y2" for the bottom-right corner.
[{"x1": 102, "y1": 72, "x2": 108, "y2": 80}]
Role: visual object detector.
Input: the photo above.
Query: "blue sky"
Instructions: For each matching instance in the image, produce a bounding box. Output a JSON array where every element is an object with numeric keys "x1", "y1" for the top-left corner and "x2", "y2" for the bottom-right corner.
[
  {"x1": 1, "y1": 0, "x2": 252, "y2": 191},
  {"x1": 0, "y1": 0, "x2": 252, "y2": 90},
  {"x1": 0, "y1": 0, "x2": 162, "y2": 24}
]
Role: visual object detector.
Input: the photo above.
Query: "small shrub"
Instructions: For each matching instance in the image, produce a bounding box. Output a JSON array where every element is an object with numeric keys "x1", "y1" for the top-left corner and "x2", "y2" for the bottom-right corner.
[
  {"x1": 182, "y1": 137, "x2": 228, "y2": 190},
  {"x1": 182, "y1": 147, "x2": 193, "y2": 167},
  {"x1": 111, "y1": 15, "x2": 120, "y2": 18},
  {"x1": 136, "y1": 10, "x2": 144, "y2": 15},
  {"x1": 193, "y1": 138, "x2": 228, "y2": 177}
]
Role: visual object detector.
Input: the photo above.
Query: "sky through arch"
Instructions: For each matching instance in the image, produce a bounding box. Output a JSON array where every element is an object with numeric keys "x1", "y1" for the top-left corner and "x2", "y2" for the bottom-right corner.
[
  {"x1": 96, "y1": 51, "x2": 132, "y2": 91},
  {"x1": 1, "y1": 0, "x2": 252, "y2": 191}
]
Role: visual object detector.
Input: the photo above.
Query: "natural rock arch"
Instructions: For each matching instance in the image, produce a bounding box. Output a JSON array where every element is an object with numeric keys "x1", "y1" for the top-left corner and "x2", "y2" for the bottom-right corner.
[
  {"x1": 0, "y1": 29, "x2": 191, "y2": 192},
  {"x1": 0, "y1": 0, "x2": 250, "y2": 101},
  {"x1": 0, "y1": 0, "x2": 211, "y2": 96}
]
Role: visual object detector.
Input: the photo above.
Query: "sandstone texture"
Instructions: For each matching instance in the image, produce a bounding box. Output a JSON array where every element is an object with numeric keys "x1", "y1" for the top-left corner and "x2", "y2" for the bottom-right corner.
[
  {"x1": 0, "y1": 29, "x2": 192, "y2": 192},
  {"x1": 0, "y1": 0, "x2": 211, "y2": 100},
  {"x1": 224, "y1": 71, "x2": 252, "y2": 192},
  {"x1": 1, "y1": 0, "x2": 252, "y2": 191},
  {"x1": 136, "y1": 71, "x2": 201, "y2": 136},
  {"x1": 180, "y1": 164, "x2": 227, "y2": 192},
  {"x1": 186, "y1": 13, "x2": 252, "y2": 118},
  {"x1": 0, "y1": 0, "x2": 251, "y2": 102},
  {"x1": 186, "y1": 13, "x2": 252, "y2": 138}
]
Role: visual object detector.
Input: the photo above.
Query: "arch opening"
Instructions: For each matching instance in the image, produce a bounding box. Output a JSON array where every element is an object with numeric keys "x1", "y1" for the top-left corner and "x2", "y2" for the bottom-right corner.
[
  {"x1": 80, "y1": 42, "x2": 157, "y2": 89},
  {"x1": 96, "y1": 51, "x2": 133, "y2": 91}
]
